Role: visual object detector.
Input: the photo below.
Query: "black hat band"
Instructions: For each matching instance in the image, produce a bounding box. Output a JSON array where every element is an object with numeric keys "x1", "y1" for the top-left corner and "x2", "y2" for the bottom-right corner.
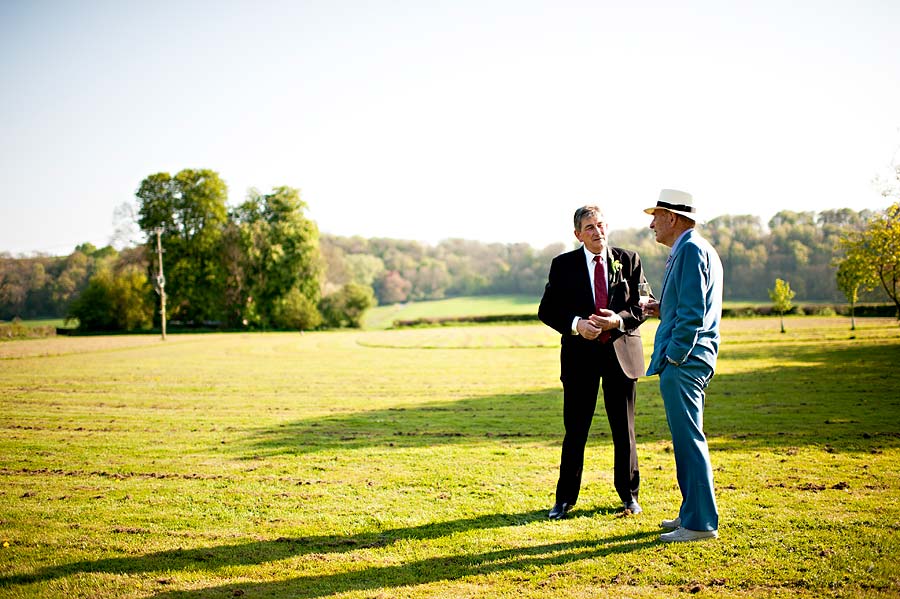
[{"x1": 657, "y1": 201, "x2": 695, "y2": 213}]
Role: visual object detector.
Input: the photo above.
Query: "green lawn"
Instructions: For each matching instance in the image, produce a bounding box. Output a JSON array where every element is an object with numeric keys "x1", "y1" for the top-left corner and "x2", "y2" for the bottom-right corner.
[
  {"x1": 0, "y1": 319, "x2": 74, "y2": 342},
  {"x1": 363, "y1": 295, "x2": 540, "y2": 329},
  {"x1": 1, "y1": 317, "x2": 898, "y2": 598},
  {"x1": 0, "y1": 319, "x2": 74, "y2": 329}
]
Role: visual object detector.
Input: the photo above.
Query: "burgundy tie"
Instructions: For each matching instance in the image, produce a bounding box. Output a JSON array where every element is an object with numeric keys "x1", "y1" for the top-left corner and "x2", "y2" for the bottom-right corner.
[
  {"x1": 593, "y1": 255, "x2": 610, "y2": 343},
  {"x1": 593, "y1": 255, "x2": 607, "y2": 312}
]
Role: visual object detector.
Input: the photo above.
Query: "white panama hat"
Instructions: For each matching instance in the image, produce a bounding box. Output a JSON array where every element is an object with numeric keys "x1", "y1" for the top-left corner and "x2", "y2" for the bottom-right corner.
[{"x1": 643, "y1": 189, "x2": 698, "y2": 221}]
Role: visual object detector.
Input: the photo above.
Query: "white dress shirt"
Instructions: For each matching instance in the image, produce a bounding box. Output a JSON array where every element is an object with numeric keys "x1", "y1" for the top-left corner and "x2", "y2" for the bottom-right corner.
[{"x1": 571, "y1": 246, "x2": 624, "y2": 335}]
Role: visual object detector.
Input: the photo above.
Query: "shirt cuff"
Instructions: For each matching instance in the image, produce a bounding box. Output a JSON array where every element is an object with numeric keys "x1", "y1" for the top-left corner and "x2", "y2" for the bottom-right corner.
[{"x1": 571, "y1": 316, "x2": 581, "y2": 335}]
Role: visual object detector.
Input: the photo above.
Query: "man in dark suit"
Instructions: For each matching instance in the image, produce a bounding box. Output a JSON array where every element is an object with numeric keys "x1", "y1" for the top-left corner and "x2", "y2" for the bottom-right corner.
[{"x1": 539, "y1": 205, "x2": 648, "y2": 519}]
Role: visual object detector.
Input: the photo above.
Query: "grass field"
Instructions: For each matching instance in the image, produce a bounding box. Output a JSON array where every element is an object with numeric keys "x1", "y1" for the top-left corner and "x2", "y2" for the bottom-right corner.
[
  {"x1": 362, "y1": 295, "x2": 878, "y2": 330},
  {"x1": 1, "y1": 316, "x2": 899, "y2": 598},
  {"x1": 363, "y1": 295, "x2": 540, "y2": 329},
  {"x1": 0, "y1": 319, "x2": 74, "y2": 329}
]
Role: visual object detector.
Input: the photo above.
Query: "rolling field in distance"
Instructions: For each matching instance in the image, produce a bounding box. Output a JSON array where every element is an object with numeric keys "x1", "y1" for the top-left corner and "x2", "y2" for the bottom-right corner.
[
  {"x1": 363, "y1": 295, "x2": 541, "y2": 329},
  {"x1": 1, "y1": 316, "x2": 899, "y2": 598}
]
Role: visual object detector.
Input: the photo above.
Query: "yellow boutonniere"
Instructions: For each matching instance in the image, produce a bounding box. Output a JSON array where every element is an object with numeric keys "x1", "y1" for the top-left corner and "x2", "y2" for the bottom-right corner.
[{"x1": 609, "y1": 259, "x2": 624, "y2": 286}]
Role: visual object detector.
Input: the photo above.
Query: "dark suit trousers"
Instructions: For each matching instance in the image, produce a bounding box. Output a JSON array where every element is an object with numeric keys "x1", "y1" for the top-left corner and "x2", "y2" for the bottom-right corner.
[{"x1": 556, "y1": 342, "x2": 640, "y2": 506}]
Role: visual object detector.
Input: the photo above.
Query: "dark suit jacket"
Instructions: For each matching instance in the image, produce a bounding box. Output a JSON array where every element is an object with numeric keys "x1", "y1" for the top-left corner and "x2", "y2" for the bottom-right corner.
[{"x1": 538, "y1": 246, "x2": 646, "y2": 380}]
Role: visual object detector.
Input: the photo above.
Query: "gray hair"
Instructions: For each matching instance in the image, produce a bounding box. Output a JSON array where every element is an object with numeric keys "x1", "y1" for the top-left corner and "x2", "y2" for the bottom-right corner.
[{"x1": 573, "y1": 205, "x2": 605, "y2": 231}]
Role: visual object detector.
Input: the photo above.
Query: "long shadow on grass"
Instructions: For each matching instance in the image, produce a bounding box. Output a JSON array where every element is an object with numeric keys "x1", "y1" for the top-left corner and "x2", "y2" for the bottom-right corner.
[
  {"x1": 0, "y1": 507, "x2": 631, "y2": 588},
  {"x1": 146, "y1": 533, "x2": 660, "y2": 599},
  {"x1": 238, "y1": 342, "x2": 900, "y2": 456},
  {"x1": 240, "y1": 389, "x2": 567, "y2": 455}
]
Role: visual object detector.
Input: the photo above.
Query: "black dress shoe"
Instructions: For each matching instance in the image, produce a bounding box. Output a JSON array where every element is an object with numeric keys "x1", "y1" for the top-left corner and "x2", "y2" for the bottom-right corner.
[
  {"x1": 623, "y1": 500, "x2": 642, "y2": 515},
  {"x1": 548, "y1": 502, "x2": 574, "y2": 519}
]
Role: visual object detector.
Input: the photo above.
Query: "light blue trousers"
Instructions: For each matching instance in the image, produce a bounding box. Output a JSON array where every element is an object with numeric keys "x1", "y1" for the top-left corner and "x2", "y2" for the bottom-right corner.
[{"x1": 659, "y1": 358, "x2": 719, "y2": 531}]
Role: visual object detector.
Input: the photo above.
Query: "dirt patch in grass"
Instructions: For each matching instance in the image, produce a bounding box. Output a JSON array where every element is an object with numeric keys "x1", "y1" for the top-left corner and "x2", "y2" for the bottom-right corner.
[{"x1": 0, "y1": 335, "x2": 195, "y2": 359}]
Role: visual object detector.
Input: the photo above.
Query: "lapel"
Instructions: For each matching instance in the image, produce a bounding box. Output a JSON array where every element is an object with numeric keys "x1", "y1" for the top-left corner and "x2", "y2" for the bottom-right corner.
[
  {"x1": 660, "y1": 230, "x2": 692, "y2": 302},
  {"x1": 607, "y1": 247, "x2": 622, "y2": 289}
]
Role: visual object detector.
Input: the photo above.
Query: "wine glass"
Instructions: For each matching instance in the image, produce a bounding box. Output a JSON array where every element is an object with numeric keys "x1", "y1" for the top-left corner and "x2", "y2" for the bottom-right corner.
[{"x1": 638, "y1": 281, "x2": 652, "y2": 307}]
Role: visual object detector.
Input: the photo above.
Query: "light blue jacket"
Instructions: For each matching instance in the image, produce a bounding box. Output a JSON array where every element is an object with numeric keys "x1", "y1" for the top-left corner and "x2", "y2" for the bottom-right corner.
[{"x1": 647, "y1": 229, "x2": 724, "y2": 376}]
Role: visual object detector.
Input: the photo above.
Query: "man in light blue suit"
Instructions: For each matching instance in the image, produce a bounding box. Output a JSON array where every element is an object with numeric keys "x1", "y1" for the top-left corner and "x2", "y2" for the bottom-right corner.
[{"x1": 642, "y1": 189, "x2": 723, "y2": 543}]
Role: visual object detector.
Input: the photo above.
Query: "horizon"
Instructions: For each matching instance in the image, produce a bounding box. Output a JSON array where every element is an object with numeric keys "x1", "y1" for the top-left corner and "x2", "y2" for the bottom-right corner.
[{"x1": 0, "y1": 199, "x2": 887, "y2": 259}]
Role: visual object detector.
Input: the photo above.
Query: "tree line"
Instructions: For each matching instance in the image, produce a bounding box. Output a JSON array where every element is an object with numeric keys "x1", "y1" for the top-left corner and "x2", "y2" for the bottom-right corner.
[{"x1": 1, "y1": 167, "x2": 897, "y2": 330}]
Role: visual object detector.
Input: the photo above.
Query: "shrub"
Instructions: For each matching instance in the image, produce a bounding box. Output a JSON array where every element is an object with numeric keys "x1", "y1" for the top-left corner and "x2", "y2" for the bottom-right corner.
[
  {"x1": 271, "y1": 288, "x2": 322, "y2": 330},
  {"x1": 68, "y1": 266, "x2": 154, "y2": 331},
  {"x1": 319, "y1": 283, "x2": 376, "y2": 328},
  {"x1": 0, "y1": 318, "x2": 56, "y2": 340}
]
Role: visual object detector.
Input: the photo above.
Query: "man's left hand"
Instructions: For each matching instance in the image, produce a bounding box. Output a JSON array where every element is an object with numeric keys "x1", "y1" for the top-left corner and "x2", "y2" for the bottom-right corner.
[{"x1": 590, "y1": 310, "x2": 620, "y2": 331}]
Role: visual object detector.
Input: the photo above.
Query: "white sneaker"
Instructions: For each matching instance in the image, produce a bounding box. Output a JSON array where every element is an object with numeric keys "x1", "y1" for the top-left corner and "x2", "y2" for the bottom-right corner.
[
  {"x1": 659, "y1": 527, "x2": 718, "y2": 543},
  {"x1": 660, "y1": 516, "x2": 681, "y2": 529}
]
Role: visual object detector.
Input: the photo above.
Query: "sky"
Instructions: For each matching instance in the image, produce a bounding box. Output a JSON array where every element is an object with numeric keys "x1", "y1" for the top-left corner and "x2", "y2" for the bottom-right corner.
[{"x1": 2, "y1": 0, "x2": 899, "y2": 256}]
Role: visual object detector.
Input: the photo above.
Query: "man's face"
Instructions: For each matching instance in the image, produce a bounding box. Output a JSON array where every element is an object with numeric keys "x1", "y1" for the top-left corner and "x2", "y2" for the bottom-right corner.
[
  {"x1": 574, "y1": 214, "x2": 608, "y2": 255},
  {"x1": 649, "y1": 209, "x2": 677, "y2": 246}
]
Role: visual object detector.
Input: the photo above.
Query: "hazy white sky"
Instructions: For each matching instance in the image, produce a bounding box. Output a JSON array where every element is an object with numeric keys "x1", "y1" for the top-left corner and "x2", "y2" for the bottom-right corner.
[{"x1": 2, "y1": 0, "x2": 899, "y2": 255}]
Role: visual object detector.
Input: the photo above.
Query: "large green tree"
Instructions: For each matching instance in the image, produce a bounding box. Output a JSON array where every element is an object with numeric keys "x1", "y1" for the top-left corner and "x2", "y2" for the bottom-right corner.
[
  {"x1": 838, "y1": 202, "x2": 900, "y2": 318},
  {"x1": 702, "y1": 215, "x2": 767, "y2": 299},
  {"x1": 136, "y1": 169, "x2": 229, "y2": 324},
  {"x1": 229, "y1": 186, "x2": 322, "y2": 328}
]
